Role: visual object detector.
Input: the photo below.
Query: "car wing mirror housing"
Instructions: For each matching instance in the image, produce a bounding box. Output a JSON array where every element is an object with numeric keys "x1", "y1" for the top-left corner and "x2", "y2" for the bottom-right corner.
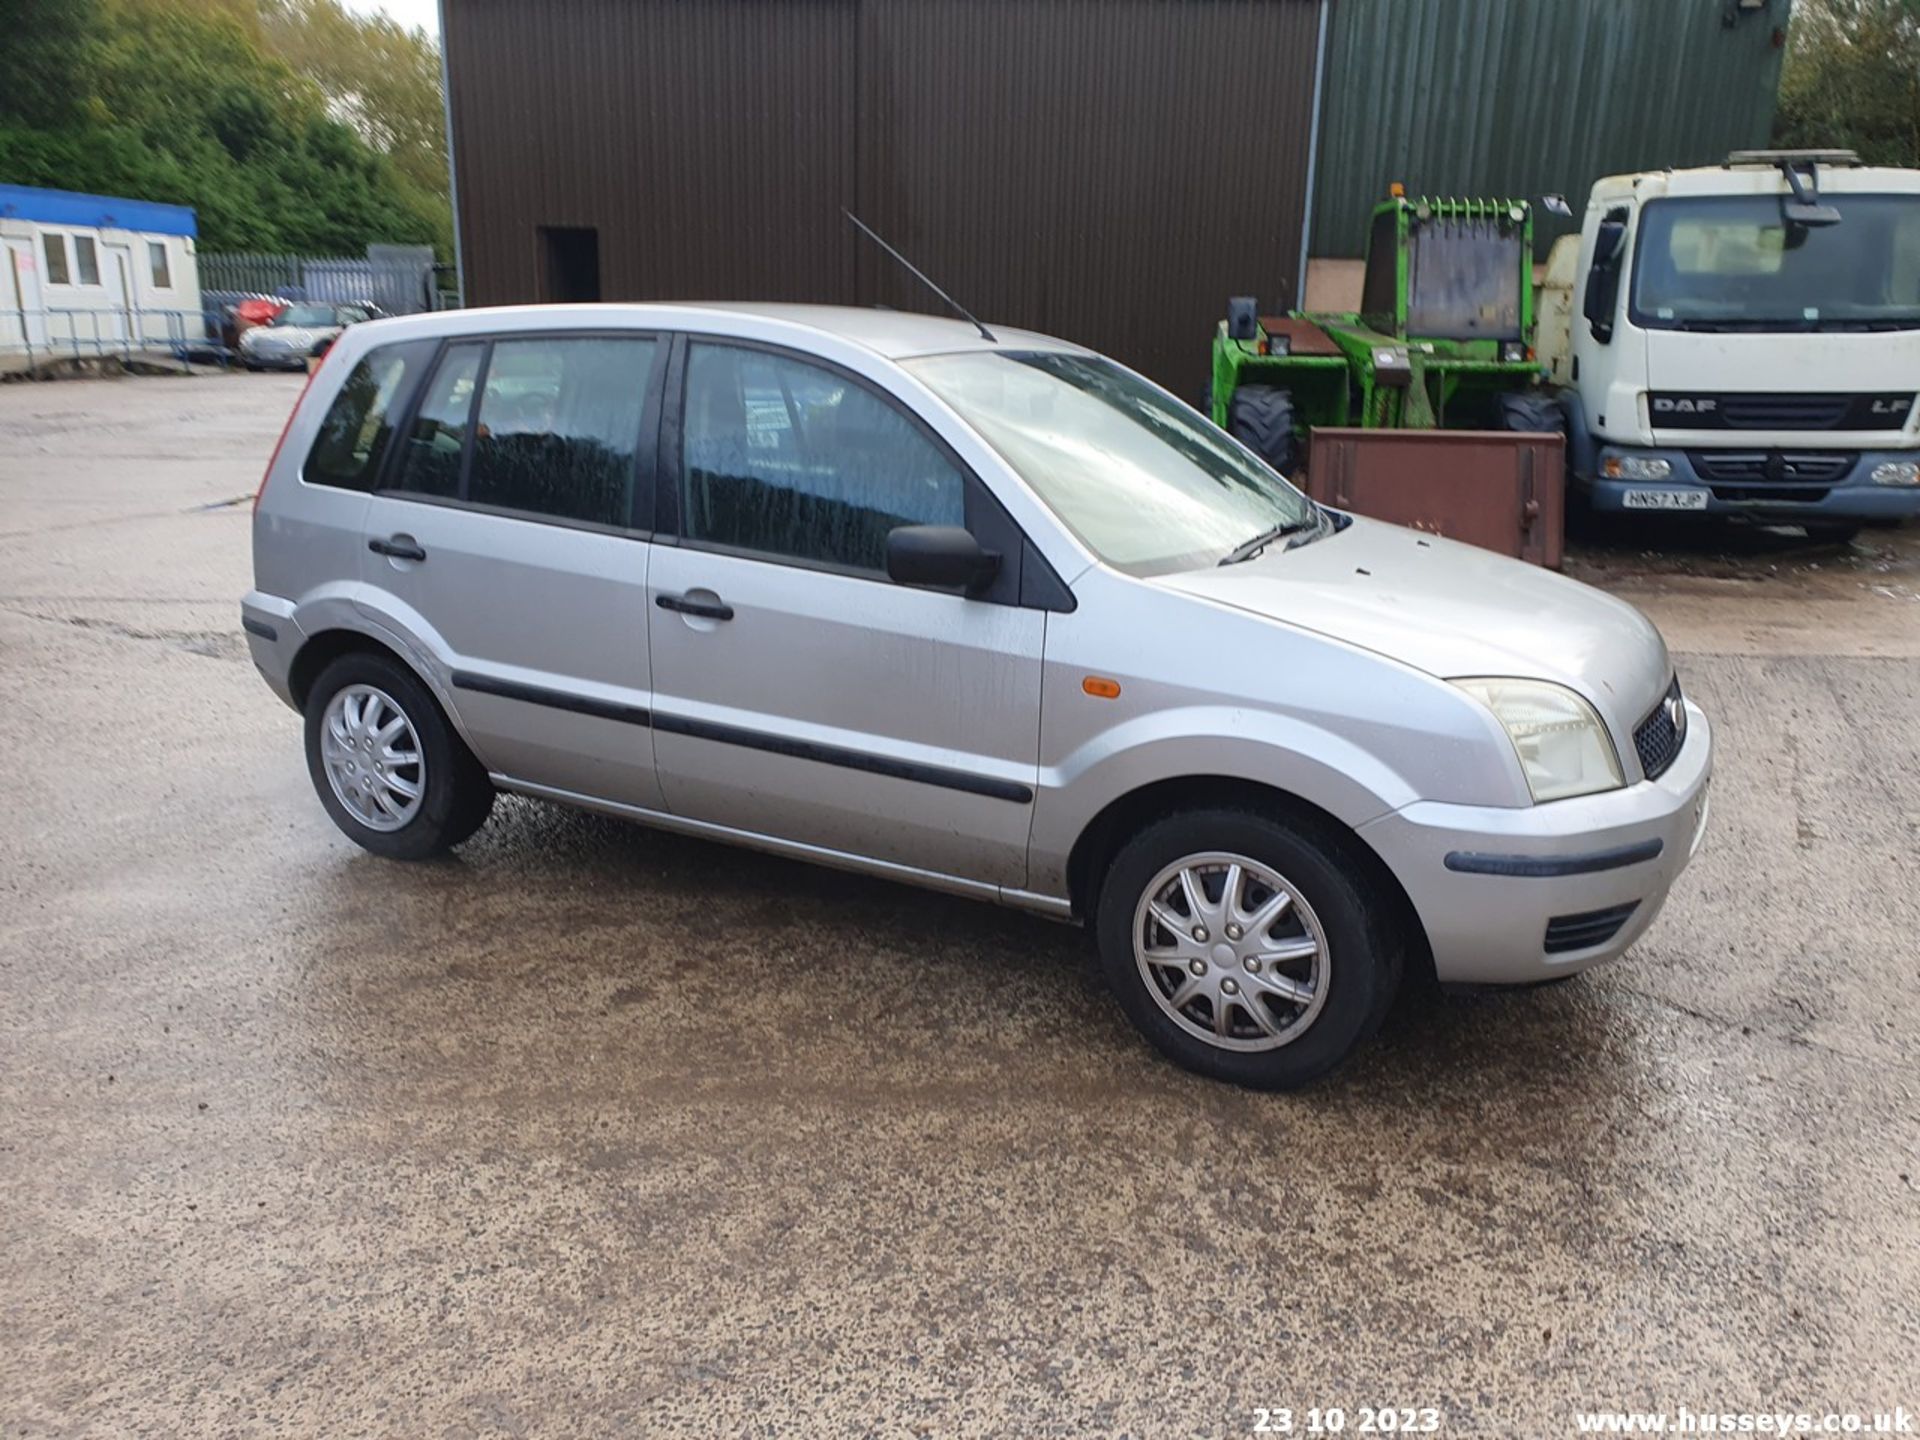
[{"x1": 886, "y1": 524, "x2": 1000, "y2": 595}]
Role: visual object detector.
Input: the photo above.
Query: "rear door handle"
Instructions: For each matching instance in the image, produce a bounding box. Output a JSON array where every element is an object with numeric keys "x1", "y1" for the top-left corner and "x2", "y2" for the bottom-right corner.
[
  {"x1": 655, "y1": 592, "x2": 734, "y2": 621},
  {"x1": 369, "y1": 535, "x2": 426, "y2": 561}
]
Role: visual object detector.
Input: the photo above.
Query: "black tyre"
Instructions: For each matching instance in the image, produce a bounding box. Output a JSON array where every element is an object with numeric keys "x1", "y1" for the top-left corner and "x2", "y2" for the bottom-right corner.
[
  {"x1": 1496, "y1": 391, "x2": 1564, "y2": 434},
  {"x1": 1803, "y1": 523, "x2": 1861, "y2": 546},
  {"x1": 303, "y1": 651, "x2": 494, "y2": 860},
  {"x1": 1228, "y1": 385, "x2": 1298, "y2": 476},
  {"x1": 1094, "y1": 807, "x2": 1401, "y2": 1090}
]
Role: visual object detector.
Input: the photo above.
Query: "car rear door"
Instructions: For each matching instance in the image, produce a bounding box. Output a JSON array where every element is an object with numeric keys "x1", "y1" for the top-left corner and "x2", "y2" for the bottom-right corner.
[
  {"x1": 645, "y1": 336, "x2": 1048, "y2": 889},
  {"x1": 359, "y1": 330, "x2": 667, "y2": 808}
]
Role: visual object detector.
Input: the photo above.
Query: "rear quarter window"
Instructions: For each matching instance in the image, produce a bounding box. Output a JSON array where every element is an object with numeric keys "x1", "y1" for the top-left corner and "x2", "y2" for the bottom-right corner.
[{"x1": 304, "y1": 341, "x2": 435, "y2": 491}]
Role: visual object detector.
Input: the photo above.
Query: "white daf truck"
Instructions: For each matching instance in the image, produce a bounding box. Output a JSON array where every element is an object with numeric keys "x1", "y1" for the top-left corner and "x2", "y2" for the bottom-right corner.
[{"x1": 1537, "y1": 151, "x2": 1920, "y2": 540}]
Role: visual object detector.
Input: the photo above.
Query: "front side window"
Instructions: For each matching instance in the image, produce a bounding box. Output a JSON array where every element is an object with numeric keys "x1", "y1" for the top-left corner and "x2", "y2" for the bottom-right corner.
[
  {"x1": 42, "y1": 234, "x2": 70, "y2": 286},
  {"x1": 468, "y1": 337, "x2": 655, "y2": 526},
  {"x1": 905, "y1": 351, "x2": 1317, "y2": 576},
  {"x1": 148, "y1": 241, "x2": 172, "y2": 289},
  {"x1": 304, "y1": 342, "x2": 433, "y2": 491},
  {"x1": 73, "y1": 234, "x2": 100, "y2": 286},
  {"x1": 277, "y1": 304, "x2": 337, "y2": 328},
  {"x1": 393, "y1": 342, "x2": 483, "y2": 499},
  {"x1": 680, "y1": 343, "x2": 966, "y2": 572},
  {"x1": 1632, "y1": 193, "x2": 1920, "y2": 331}
]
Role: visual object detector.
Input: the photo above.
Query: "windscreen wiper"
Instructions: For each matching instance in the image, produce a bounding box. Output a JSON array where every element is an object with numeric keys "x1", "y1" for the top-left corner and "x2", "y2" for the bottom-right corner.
[{"x1": 1220, "y1": 512, "x2": 1322, "y2": 565}]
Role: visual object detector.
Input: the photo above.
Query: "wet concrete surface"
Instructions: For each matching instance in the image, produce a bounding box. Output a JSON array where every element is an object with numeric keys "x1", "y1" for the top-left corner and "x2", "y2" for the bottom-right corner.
[{"x1": 1, "y1": 374, "x2": 1916, "y2": 1437}]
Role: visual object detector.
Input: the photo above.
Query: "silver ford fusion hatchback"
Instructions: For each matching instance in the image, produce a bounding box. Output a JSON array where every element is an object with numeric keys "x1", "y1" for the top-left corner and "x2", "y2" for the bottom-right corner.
[{"x1": 245, "y1": 303, "x2": 1712, "y2": 1090}]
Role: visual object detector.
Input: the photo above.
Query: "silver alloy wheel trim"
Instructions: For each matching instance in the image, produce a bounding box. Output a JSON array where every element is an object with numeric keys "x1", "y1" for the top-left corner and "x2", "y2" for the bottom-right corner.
[
  {"x1": 1132, "y1": 849, "x2": 1330, "y2": 1053},
  {"x1": 320, "y1": 683, "x2": 426, "y2": 833}
]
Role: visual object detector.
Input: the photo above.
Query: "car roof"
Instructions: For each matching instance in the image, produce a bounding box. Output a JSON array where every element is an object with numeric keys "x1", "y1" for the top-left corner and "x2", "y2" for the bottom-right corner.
[{"x1": 350, "y1": 301, "x2": 1087, "y2": 361}]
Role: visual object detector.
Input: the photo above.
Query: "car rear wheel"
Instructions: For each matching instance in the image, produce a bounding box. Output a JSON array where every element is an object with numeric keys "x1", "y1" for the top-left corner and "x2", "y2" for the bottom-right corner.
[
  {"x1": 1095, "y1": 808, "x2": 1400, "y2": 1089},
  {"x1": 304, "y1": 652, "x2": 494, "y2": 860}
]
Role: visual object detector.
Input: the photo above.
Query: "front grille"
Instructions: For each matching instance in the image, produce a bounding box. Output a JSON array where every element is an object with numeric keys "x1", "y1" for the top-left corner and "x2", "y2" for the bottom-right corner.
[
  {"x1": 1719, "y1": 395, "x2": 1853, "y2": 429},
  {"x1": 1707, "y1": 485, "x2": 1832, "y2": 504},
  {"x1": 1688, "y1": 451, "x2": 1858, "y2": 484},
  {"x1": 1544, "y1": 902, "x2": 1641, "y2": 955},
  {"x1": 1634, "y1": 676, "x2": 1687, "y2": 781}
]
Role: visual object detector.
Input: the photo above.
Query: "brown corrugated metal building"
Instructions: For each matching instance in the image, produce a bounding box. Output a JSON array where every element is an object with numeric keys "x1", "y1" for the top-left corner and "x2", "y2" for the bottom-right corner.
[
  {"x1": 439, "y1": 0, "x2": 1790, "y2": 393},
  {"x1": 441, "y1": 0, "x2": 1328, "y2": 390}
]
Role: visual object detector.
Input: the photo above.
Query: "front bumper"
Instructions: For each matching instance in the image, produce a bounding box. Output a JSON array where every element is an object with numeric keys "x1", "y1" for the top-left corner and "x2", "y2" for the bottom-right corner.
[
  {"x1": 1358, "y1": 701, "x2": 1713, "y2": 985},
  {"x1": 1579, "y1": 446, "x2": 1920, "y2": 523},
  {"x1": 242, "y1": 346, "x2": 310, "y2": 370}
]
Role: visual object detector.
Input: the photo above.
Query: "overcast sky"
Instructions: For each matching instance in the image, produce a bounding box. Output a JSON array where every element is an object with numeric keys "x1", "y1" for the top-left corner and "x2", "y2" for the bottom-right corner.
[{"x1": 340, "y1": 0, "x2": 442, "y2": 41}]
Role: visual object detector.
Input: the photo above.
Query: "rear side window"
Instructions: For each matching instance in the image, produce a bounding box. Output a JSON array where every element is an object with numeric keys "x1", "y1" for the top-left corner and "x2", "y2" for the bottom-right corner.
[
  {"x1": 393, "y1": 342, "x2": 485, "y2": 499},
  {"x1": 680, "y1": 342, "x2": 966, "y2": 572},
  {"x1": 467, "y1": 337, "x2": 656, "y2": 526},
  {"x1": 304, "y1": 341, "x2": 433, "y2": 491}
]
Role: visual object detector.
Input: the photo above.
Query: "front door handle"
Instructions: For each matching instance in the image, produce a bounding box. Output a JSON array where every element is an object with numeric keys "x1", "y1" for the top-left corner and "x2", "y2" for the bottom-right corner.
[
  {"x1": 369, "y1": 534, "x2": 427, "y2": 561},
  {"x1": 655, "y1": 592, "x2": 734, "y2": 621}
]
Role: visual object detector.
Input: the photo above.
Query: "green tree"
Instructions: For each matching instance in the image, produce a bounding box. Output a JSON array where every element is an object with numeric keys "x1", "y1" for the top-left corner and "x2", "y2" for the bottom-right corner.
[
  {"x1": 257, "y1": 0, "x2": 449, "y2": 203},
  {"x1": 1775, "y1": 0, "x2": 1920, "y2": 165},
  {"x1": 0, "y1": 0, "x2": 451, "y2": 257}
]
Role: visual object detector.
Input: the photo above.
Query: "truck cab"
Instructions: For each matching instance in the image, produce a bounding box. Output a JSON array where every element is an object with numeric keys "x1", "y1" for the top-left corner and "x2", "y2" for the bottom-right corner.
[{"x1": 1547, "y1": 151, "x2": 1920, "y2": 536}]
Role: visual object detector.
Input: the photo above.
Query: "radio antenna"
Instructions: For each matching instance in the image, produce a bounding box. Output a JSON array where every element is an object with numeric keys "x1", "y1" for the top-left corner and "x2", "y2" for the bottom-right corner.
[{"x1": 843, "y1": 209, "x2": 996, "y2": 342}]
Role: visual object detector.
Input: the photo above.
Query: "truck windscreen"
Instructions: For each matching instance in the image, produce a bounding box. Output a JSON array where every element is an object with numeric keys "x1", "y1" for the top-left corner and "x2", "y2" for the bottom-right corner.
[{"x1": 1631, "y1": 193, "x2": 1920, "y2": 331}]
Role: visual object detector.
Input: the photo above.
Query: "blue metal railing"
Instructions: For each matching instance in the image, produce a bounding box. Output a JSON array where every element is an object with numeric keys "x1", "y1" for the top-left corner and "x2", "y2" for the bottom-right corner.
[{"x1": 0, "y1": 307, "x2": 234, "y2": 372}]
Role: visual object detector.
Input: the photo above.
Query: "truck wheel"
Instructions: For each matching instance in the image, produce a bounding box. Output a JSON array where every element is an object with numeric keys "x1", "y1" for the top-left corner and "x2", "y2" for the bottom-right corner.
[
  {"x1": 1497, "y1": 392, "x2": 1564, "y2": 434},
  {"x1": 1803, "y1": 524, "x2": 1861, "y2": 546},
  {"x1": 1094, "y1": 807, "x2": 1402, "y2": 1090},
  {"x1": 1228, "y1": 385, "x2": 1298, "y2": 476}
]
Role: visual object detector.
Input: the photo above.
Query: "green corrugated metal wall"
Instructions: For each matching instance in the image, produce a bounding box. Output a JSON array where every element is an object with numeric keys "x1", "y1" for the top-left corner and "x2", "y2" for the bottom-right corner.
[{"x1": 1311, "y1": 0, "x2": 1793, "y2": 257}]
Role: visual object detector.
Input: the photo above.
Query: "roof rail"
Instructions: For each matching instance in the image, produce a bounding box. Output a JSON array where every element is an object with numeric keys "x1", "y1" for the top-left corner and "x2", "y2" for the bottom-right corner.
[{"x1": 1726, "y1": 148, "x2": 1860, "y2": 168}]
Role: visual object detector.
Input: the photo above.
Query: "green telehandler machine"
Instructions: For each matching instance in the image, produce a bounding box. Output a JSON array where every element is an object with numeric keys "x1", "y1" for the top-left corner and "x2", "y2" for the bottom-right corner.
[{"x1": 1210, "y1": 191, "x2": 1560, "y2": 476}]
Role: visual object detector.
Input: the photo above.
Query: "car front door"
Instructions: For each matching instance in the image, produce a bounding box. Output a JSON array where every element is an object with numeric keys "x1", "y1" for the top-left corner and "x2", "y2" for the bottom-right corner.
[
  {"x1": 646, "y1": 337, "x2": 1047, "y2": 889},
  {"x1": 360, "y1": 331, "x2": 667, "y2": 807}
]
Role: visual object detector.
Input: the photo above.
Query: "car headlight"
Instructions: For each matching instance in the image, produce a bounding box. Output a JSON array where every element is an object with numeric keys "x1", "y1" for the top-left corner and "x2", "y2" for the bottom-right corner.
[
  {"x1": 1454, "y1": 678, "x2": 1625, "y2": 803},
  {"x1": 1871, "y1": 460, "x2": 1919, "y2": 486},
  {"x1": 1602, "y1": 454, "x2": 1673, "y2": 481}
]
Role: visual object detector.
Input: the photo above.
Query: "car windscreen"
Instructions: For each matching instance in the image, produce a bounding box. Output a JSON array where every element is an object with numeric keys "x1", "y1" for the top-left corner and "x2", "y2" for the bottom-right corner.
[
  {"x1": 277, "y1": 305, "x2": 336, "y2": 327},
  {"x1": 1631, "y1": 193, "x2": 1920, "y2": 331},
  {"x1": 904, "y1": 351, "x2": 1315, "y2": 576}
]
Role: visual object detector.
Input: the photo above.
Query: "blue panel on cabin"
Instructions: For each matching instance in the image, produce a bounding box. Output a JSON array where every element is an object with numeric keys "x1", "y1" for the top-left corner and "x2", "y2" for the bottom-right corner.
[{"x1": 0, "y1": 184, "x2": 197, "y2": 238}]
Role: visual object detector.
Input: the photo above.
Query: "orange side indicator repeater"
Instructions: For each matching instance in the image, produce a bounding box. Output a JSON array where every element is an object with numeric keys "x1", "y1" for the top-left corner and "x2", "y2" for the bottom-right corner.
[{"x1": 1082, "y1": 677, "x2": 1122, "y2": 700}]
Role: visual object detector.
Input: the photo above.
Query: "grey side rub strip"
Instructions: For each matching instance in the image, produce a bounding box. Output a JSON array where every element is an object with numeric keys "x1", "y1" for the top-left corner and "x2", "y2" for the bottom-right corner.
[
  {"x1": 448, "y1": 673, "x2": 1032, "y2": 804},
  {"x1": 653, "y1": 713, "x2": 1035, "y2": 804},
  {"x1": 1443, "y1": 838, "x2": 1664, "y2": 878},
  {"x1": 451, "y1": 671, "x2": 652, "y2": 726}
]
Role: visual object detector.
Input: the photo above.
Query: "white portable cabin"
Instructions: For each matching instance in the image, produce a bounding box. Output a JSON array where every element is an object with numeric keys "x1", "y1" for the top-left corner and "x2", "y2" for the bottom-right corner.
[{"x1": 0, "y1": 184, "x2": 202, "y2": 366}]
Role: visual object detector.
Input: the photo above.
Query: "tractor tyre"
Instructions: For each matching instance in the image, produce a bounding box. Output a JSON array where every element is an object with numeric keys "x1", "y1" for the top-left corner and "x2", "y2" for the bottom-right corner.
[
  {"x1": 1496, "y1": 391, "x2": 1565, "y2": 434},
  {"x1": 1229, "y1": 386, "x2": 1298, "y2": 477}
]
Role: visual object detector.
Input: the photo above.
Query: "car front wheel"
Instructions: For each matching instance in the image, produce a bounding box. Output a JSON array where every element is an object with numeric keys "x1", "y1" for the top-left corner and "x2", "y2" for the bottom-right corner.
[
  {"x1": 1095, "y1": 808, "x2": 1400, "y2": 1089},
  {"x1": 304, "y1": 652, "x2": 494, "y2": 859}
]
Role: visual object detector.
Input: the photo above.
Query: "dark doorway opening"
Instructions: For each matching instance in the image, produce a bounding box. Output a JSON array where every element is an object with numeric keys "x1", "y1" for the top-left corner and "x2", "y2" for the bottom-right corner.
[{"x1": 539, "y1": 226, "x2": 600, "y2": 302}]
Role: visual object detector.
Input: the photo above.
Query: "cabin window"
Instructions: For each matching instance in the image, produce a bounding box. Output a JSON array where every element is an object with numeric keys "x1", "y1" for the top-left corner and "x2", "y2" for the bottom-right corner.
[
  {"x1": 73, "y1": 234, "x2": 101, "y2": 286},
  {"x1": 148, "y1": 241, "x2": 172, "y2": 289},
  {"x1": 42, "y1": 233, "x2": 71, "y2": 286}
]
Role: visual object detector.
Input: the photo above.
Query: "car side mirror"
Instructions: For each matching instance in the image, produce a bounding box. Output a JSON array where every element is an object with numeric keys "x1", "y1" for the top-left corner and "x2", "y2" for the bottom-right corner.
[
  {"x1": 886, "y1": 525, "x2": 1000, "y2": 594},
  {"x1": 1583, "y1": 215, "x2": 1629, "y2": 344}
]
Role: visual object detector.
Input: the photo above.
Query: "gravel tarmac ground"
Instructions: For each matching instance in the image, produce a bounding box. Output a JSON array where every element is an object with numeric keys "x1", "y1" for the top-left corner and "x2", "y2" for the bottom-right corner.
[{"x1": 1, "y1": 372, "x2": 1916, "y2": 1438}]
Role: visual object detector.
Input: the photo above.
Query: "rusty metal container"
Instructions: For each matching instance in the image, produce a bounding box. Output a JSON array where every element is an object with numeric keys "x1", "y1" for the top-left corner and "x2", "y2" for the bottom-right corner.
[{"x1": 1304, "y1": 428, "x2": 1565, "y2": 568}]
